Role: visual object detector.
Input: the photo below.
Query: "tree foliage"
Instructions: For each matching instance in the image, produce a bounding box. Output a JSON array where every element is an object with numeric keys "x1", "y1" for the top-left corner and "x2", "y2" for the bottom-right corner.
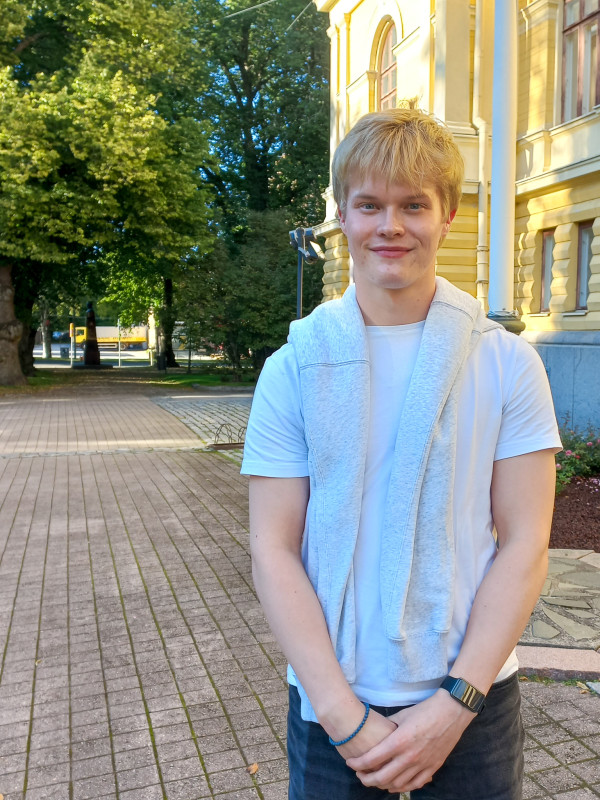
[
  {"x1": 0, "y1": 0, "x2": 331, "y2": 383},
  {"x1": 194, "y1": 209, "x2": 322, "y2": 370},
  {"x1": 198, "y1": 0, "x2": 330, "y2": 221},
  {"x1": 188, "y1": 0, "x2": 330, "y2": 366},
  {"x1": 0, "y1": 0, "x2": 215, "y2": 381}
]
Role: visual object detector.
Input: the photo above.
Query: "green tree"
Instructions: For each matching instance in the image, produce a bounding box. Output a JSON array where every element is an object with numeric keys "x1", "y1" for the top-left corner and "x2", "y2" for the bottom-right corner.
[
  {"x1": 0, "y1": 0, "x2": 214, "y2": 382},
  {"x1": 199, "y1": 0, "x2": 330, "y2": 219},
  {"x1": 197, "y1": 209, "x2": 322, "y2": 371},
  {"x1": 188, "y1": 0, "x2": 330, "y2": 365}
]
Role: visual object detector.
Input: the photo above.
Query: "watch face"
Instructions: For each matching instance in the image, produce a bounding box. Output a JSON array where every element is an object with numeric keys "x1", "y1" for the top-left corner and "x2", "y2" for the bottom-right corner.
[
  {"x1": 456, "y1": 679, "x2": 480, "y2": 707},
  {"x1": 442, "y1": 676, "x2": 485, "y2": 713}
]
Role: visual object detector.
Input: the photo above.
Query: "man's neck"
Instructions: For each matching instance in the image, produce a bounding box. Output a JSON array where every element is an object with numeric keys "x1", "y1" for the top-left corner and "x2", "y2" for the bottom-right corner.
[{"x1": 355, "y1": 284, "x2": 435, "y2": 326}]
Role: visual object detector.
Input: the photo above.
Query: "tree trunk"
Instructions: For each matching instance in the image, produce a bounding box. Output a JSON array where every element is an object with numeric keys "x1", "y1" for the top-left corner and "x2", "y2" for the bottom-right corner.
[
  {"x1": 251, "y1": 345, "x2": 274, "y2": 371},
  {"x1": 13, "y1": 261, "x2": 41, "y2": 377},
  {"x1": 160, "y1": 276, "x2": 179, "y2": 367},
  {"x1": 19, "y1": 323, "x2": 37, "y2": 375},
  {"x1": 15, "y1": 300, "x2": 37, "y2": 377},
  {"x1": 225, "y1": 339, "x2": 242, "y2": 371},
  {"x1": 0, "y1": 264, "x2": 27, "y2": 386},
  {"x1": 244, "y1": 143, "x2": 270, "y2": 212},
  {"x1": 42, "y1": 323, "x2": 53, "y2": 358},
  {"x1": 40, "y1": 300, "x2": 53, "y2": 359}
]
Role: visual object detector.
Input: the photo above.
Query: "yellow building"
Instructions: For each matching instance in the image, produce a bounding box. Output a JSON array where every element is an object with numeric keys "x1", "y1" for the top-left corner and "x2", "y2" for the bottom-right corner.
[{"x1": 312, "y1": 0, "x2": 600, "y2": 428}]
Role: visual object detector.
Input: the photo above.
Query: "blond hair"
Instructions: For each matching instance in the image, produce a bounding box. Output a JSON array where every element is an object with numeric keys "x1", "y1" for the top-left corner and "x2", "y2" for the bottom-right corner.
[{"x1": 332, "y1": 106, "x2": 464, "y2": 217}]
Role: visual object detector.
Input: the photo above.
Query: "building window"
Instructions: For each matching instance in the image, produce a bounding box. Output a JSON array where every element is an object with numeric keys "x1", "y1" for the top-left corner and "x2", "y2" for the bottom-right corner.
[
  {"x1": 563, "y1": 0, "x2": 600, "y2": 121},
  {"x1": 379, "y1": 26, "x2": 397, "y2": 110},
  {"x1": 541, "y1": 230, "x2": 555, "y2": 312},
  {"x1": 576, "y1": 222, "x2": 594, "y2": 309}
]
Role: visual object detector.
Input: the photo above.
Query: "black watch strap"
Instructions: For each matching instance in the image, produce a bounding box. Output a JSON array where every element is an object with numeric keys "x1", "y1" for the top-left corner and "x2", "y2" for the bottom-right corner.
[{"x1": 440, "y1": 676, "x2": 486, "y2": 714}]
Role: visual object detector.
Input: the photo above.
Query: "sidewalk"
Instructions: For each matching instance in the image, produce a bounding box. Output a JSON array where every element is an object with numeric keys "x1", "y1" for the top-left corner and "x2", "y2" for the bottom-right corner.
[{"x1": 0, "y1": 382, "x2": 599, "y2": 800}]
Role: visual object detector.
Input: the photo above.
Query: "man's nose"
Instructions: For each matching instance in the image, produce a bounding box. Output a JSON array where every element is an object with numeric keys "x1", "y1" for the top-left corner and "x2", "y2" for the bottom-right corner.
[{"x1": 377, "y1": 208, "x2": 405, "y2": 236}]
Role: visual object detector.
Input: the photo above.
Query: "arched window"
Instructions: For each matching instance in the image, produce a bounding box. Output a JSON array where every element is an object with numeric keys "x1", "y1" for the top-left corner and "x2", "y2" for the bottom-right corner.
[{"x1": 379, "y1": 25, "x2": 397, "y2": 110}]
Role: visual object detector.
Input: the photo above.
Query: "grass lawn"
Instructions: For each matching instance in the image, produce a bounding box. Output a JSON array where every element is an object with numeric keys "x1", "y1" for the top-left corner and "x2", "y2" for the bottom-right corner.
[
  {"x1": 0, "y1": 370, "x2": 86, "y2": 397},
  {"x1": 0, "y1": 363, "x2": 255, "y2": 396},
  {"x1": 151, "y1": 371, "x2": 255, "y2": 387}
]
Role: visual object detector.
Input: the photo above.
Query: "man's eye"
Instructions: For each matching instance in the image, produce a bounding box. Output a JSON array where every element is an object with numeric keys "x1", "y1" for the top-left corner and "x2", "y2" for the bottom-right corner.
[
  {"x1": 360, "y1": 203, "x2": 376, "y2": 210},
  {"x1": 408, "y1": 203, "x2": 423, "y2": 210}
]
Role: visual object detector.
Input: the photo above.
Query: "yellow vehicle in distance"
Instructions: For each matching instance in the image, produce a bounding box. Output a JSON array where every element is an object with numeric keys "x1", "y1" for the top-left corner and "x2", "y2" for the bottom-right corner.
[{"x1": 75, "y1": 325, "x2": 149, "y2": 350}]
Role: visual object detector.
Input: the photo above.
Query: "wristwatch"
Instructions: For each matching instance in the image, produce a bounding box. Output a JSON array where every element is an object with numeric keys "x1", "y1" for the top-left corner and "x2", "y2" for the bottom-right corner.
[{"x1": 440, "y1": 675, "x2": 486, "y2": 714}]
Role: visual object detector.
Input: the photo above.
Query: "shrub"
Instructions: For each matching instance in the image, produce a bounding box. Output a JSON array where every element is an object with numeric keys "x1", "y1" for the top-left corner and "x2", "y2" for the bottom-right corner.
[{"x1": 555, "y1": 427, "x2": 600, "y2": 493}]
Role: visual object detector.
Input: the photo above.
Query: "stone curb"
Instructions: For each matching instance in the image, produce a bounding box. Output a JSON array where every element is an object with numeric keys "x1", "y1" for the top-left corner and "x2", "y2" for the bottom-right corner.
[
  {"x1": 517, "y1": 644, "x2": 600, "y2": 680},
  {"x1": 190, "y1": 385, "x2": 255, "y2": 395}
]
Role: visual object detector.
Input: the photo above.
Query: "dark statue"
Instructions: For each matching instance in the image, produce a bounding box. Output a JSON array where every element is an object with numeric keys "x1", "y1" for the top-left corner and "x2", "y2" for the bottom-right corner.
[{"x1": 84, "y1": 301, "x2": 101, "y2": 366}]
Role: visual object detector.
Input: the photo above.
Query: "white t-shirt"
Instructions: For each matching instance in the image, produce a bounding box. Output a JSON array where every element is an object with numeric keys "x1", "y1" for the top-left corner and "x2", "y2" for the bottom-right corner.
[{"x1": 242, "y1": 323, "x2": 562, "y2": 707}]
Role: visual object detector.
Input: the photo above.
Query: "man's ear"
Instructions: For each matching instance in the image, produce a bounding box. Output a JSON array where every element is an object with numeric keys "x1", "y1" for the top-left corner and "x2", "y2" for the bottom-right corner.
[
  {"x1": 438, "y1": 209, "x2": 457, "y2": 245},
  {"x1": 337, "y1": 206, "x2": 346, "y2": 234},
  {"x1": 441, "y1": 208, "x2": 457, "y2": 239}
]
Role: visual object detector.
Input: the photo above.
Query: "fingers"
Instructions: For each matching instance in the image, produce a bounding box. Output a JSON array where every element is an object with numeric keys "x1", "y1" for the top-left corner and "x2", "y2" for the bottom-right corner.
[
  {"x1": 345, "y1": 733, "x2": 398, "y2": 772},
  {"x1": 358, "y1": 764, "x2": 434, "y2": 793}
]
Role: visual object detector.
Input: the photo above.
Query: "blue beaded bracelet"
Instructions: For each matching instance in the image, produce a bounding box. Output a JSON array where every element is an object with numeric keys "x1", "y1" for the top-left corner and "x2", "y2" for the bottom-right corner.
[{"x1": 328, "y1": 703, "x2": 370, "y2": 746}]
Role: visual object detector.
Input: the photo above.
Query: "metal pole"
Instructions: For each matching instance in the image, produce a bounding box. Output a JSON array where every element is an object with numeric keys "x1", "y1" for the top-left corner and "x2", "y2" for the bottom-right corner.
[
  {"x1": 487, "y1": 0, "x2": 523, "y2": 332},
  {"x1": 118, "y1": 317, "x2": 122, "y2": 368},
  {"x1": 69, "y1": 319, "x2": 74, "y2": 367},
  {"x1": 296, "y1": 227, "x2": 304, "y2": 320}
]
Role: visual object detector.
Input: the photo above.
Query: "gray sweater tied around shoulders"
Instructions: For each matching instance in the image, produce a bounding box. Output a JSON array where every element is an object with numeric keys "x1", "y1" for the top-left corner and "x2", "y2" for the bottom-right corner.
[{"x1": 287, "y1": 276, "x2": 501, "y2": 722}]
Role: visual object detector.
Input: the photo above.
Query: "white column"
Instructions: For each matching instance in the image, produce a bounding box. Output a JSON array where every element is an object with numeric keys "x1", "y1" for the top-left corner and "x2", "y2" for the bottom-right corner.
[
  {"x1": 433, "y1": 0, "x2": 448, "y2": 122},
  {"x1": 327, "y1": 24, "x2": 338, "y2": 169},
  {"x1": 338, "y1": 14, "x2": 350, "y2": 141},
  {"x1": 488, "y1": 0, "x2": 518, "y2": 315}
]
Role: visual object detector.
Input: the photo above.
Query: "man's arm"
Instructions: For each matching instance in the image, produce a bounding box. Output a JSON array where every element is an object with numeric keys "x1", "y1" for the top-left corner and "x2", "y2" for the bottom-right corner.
[
  {"x1": 249, "y1": 475, "x2": 397, "y2": 755},
  {"x1": 346, "y1": 448, "x2": 557, "y2": 793}
]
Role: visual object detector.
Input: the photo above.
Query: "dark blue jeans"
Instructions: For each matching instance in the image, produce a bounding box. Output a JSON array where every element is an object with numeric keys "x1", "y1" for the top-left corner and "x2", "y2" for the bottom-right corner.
[{"x1": 287, "y1": 673, "x2": 524, "y2": 800}]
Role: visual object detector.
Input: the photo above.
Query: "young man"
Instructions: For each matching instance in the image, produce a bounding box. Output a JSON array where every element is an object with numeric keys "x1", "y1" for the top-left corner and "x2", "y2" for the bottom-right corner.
[{"x1": 241, "y1": 108, "x2": 561, "y2": 799}]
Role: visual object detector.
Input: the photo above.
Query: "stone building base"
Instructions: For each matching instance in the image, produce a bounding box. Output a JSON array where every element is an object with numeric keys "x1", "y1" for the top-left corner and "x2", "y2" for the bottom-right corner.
[{"x1": 522, "y1": 330, "x2": 600, "y2": 430}]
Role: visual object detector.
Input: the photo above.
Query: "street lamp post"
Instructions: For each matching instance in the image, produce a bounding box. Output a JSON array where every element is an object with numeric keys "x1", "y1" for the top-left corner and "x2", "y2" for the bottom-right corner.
[{"x1": 289, "y1": 227, "x2": 325, "y2": 319}]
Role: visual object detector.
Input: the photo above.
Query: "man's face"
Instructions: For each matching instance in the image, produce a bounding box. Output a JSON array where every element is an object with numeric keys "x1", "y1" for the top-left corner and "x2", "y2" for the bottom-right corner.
[{"x1": 338, "y1": 176, "x2": 454, "y2": 308}]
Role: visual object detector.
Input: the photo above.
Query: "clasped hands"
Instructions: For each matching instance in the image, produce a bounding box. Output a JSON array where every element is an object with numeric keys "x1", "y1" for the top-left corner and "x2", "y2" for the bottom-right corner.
[{"x1": 335, "y1": 690, "x2": 475, "y2": 794}]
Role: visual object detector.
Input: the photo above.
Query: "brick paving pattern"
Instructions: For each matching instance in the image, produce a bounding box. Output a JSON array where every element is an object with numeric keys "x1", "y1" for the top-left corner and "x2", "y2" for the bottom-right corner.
[
  {"x1": 0, "y1": 394, "x2": 204, "y2": 457},
  {"x1": 0, "y1": 383, "x2": 599, "y2": 799},
  {"x1": 521, "y1": 681, "x2": 600, "y2": 798},
  {"x1": 153, "y1": 397, "x2": 252, "y2": 447},
  {"x1": 154, "y1": 396, "x2": 252, "y2": 468},
  {"x1": 0, "y1": 391, "x2": 286, "y2": 800}
]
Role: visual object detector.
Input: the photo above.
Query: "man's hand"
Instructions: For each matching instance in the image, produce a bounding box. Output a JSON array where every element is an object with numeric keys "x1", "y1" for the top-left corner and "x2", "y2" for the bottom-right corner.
[{"x1": 345, "y1": 690, "x2": 475, "y2": 793}]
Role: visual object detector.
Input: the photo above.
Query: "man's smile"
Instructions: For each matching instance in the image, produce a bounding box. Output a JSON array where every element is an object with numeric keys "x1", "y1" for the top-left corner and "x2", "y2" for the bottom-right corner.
[{"x1": 370, "y1": 246, "x2": 412, "y2": 256}]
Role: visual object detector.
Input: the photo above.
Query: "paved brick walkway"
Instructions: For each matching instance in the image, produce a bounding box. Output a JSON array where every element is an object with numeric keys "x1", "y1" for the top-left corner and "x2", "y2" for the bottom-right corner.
[
  {"x1": 153, "y1": 396, "x2": 253, "y2": 468},
  {"x1": 0, "y1": 384, "x2": 599, "y2": 800},
  {"x1": 153, "y1": 397, "x2": 252, "y2": 448}
]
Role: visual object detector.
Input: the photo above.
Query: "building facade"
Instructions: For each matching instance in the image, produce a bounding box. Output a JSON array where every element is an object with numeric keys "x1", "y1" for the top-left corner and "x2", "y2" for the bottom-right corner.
[{"x1": 312, "y1": 0, "x2": 600, "y2": 428}]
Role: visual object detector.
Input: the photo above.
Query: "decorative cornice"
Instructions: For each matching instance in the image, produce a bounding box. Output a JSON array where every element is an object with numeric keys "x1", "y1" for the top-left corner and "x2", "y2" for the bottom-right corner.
[
  {"x1": 313, "y1": 217, "x2": 342, "y2": 237},
  {"x1": 516, "y1": 154, "x2": 600, "y2": 196},
  {"x1": 393, "y1": 25, "x2": 419, "y2": 52},
  {"x1": 346, "y1": 70, "x2": 371, "y2": 92},
  {"x1": 312, "y1": 0, "x2": 337, "y2": 15},
  {"x1": 520, "y1": 0, "x2": 560, "y2": 28},
  {"x1": 522, "y1": 330, "x2": 600, "y2": 346}
]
